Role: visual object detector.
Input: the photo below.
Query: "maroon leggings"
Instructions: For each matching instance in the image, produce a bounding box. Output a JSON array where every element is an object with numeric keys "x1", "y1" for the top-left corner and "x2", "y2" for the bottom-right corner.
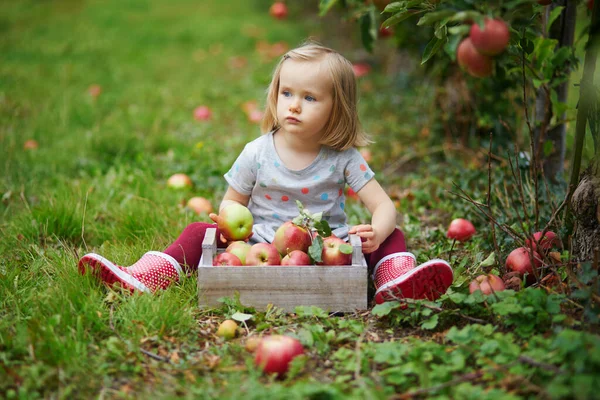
[{"x1": 164, "y1": 222, "x2": 407, "y2": 272}]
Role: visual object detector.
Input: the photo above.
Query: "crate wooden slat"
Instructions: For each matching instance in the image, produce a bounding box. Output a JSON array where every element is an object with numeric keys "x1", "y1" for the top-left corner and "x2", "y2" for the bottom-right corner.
[{"x1": 198, "y1": 228, "x2": 368, "y2": 312}]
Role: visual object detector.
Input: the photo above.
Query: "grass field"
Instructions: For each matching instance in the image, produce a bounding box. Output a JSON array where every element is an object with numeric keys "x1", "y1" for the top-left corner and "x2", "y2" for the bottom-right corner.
[{"x1": 2, "y1": 0, "x2": 599, "y2": 399}]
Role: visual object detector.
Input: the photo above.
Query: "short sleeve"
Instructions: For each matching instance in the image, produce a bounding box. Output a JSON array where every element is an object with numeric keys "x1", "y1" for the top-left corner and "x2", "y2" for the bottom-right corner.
[
  {"x1": 344, "y1": 148, "x2": 375, "y2": 192},
  {"x1": 224, "y1": 143, "x2": 257, "y2": 195}
]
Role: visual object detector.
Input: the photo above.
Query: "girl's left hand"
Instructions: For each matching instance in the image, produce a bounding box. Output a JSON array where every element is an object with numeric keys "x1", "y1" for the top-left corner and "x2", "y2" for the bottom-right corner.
[{"x1": 348, "y1": 224, "x2": 380, "y2": 254}]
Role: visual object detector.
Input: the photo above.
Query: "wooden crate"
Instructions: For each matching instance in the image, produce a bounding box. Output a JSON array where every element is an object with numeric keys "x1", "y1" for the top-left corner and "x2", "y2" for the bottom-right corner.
[{"x1": 197, "y1": 228, "x2": 368, "y2": 312}]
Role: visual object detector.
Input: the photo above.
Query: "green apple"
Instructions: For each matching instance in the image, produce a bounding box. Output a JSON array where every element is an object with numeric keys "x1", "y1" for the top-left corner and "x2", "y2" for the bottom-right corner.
[{"x1": 215, "y1": 203, "x2": 253, "y2": 241}]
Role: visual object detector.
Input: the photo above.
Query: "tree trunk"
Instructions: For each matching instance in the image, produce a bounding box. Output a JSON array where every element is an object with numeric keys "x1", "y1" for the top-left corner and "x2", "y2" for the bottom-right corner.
[
  {"x1": 569, "y1": 0, "x2": 599, "y2": 262},
  {"x1": 571, "y1": 161, "x2": 600, "y2": 262},
  {"x1": 533, "y1": 0, "x2": 577, "y2": 183}
]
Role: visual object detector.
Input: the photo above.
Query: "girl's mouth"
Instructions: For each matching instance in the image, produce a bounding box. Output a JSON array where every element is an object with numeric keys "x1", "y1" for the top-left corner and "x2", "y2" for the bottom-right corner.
[{"x1": 286, "y1": 117, "x2": 300, "y2": 123}]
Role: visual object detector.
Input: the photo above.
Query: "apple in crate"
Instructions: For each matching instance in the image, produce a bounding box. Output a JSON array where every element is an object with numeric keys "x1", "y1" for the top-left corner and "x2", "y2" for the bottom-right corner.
[
  {"x1": 226, "y1": 241, "x2": 252, "y2": 265},
  {"x1": 213, "y1": 252, "x2": 242, "y2": 266},
  {"x1": 273, "y1": 221, "x2": 312, "y2": 255},
  {"x1": 213, "y1": 203, "x2": 253, "y2": 241},
  {"x1": 505, "y1": 247, "x2": 543, "y2": 285},
  {"x1": 469, "y1": 274, "x2": 505, "y2": 295},
  {"x1": 254, "y1": 335, "x2": 304, "y2": 376},
  {"x1": 246, "y1": 243, "x2": 281, "y2": 266},
  {"x1": 320, "y1": 236, "x2": 353, "y2": 266},
  {"x1": 281, "y1": 250, "x2": 311, "y2": 266}
]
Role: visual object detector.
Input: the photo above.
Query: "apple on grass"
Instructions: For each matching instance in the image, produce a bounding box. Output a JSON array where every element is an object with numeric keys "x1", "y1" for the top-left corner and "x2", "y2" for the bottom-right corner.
[
  {"x1": 281, "y1": 250, "x2": 311, "y2": 266},
  {"x1": 469, "y1": 18, "x2": 510, "y2": 56},
  {"x1": 447, "y1": 218, "x2": 476, "y2": 242},
  {"x1": 213, "y1": 252, "x2": 243, "y2": 266},
  {"x1": 320, "y1": 236, "x2": 353, "y2": 266},
  {"x1": 226, "y1": 241, "x2": 252, "y2": 265},
  {"x1": 213, "y1": 203, "x2": 254, "y2": 241},
  {"x1": 246, "y1": 243, "x2": 281, "y2": 266},
  {"x1": 525, "y1": 231, "x2": 559, "y2": 252},
  {"x1": 456, "y1": 38, "x2": 493, "y2": 78},
  {"x1": 469, "y1": 274, "x2": 506, "y2": 295},
  {"x1": 167, "y1": 173, "x2": 193, "y2": 189},
  {"x1": 254, "y1": 335, "x2": 304, "y2": 376},
  {"x1": 186, "y1": 196, "x2": 213, "y2": 215},
  {"x1": 193, "y1": 105, "x2": 212, "y2": 121},
  {"x1": 273, "y1": 221, "x2": 312, "y2": 256},
  {"x1": 505, "y1": 247, "x2": 543, "y2": 285},
  {"x1": 269, "y1": 2, "x2": 288, "y2": 20},
  {"x1": 216, "y1": 320, "x2": 238, "y2": 340}
]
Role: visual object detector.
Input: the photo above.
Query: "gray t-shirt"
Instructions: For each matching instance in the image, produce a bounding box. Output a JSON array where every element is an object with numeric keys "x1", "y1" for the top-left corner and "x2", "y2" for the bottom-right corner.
[{"x1": 224, "y1": 131, "x2": 375, "y2": 244}]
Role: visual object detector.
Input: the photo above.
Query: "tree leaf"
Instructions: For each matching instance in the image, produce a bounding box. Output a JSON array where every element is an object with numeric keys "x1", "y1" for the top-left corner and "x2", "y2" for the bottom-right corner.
[
  {"x1": 382, "y1": 9, "x2": 425, "y2": 28},
  {"x1": 339, "y1": 243, "x2": 353, "y2": 255},
  {"x1": 318, "y1": 0, "x2": 339, "y2": 17},
  {"x1": 421, "y1": 35, "x2": 445, "y2": 64},
  {"x1": 417, "y1": 10, "x2": 455, "y2": 26},
  {"x1": 547, "y1": 6, "x2": 565, "y2": 35},
  {"x1": 314, "y1": 220, "x2": 332, "y2": 238},
  {"x1": 360, "y1": 10, "x2": 377, "y2": 53},
  {"x1": 309, "y1": 235, "x2": 324, "y2": 263}
]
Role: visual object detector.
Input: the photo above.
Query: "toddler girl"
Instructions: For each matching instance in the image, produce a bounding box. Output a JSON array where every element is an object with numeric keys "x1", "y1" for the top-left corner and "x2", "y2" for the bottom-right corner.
[{"x1": 78, "y1": 42, "x2": 453, "y2": 304}]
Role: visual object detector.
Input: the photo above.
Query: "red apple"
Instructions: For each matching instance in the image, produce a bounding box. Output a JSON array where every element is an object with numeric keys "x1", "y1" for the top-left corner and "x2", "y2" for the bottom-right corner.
[
  {"x1": 269, "y1": 2, "x2": 288, "y2": 20},
  {"x1": 23, "y1": 139, "x2": 39, "y2": 150},
  {"x1": 525, "y1": 231, "x2": 560, "y2": 252},
  {"x1": 246, "y1": 243, "x2": 281, "y2": 266},
  {"x1": 447, "y1": 218, "x2": 476, "y2": 242},
  {"x1": 320, "y1": 236, "x2": 353, "y2": 266},
  {"x1": 505, "y1": 247, "x2": 543, "y2": 285},
  {"x1": 214, "y1": 203, "x2": 254, "y2": 241},
  {"x1": 254, "y1": 335, "x2": 304, "y2": 376},
  {"x1": 346, "y1": 187, "x2": 359, "y2": 200},
  {"x1": 87, "y1": 84, "x2": 102, "y2": 98},
  {"x1": 273, "y1": 221, "x2": 312, "y2": 256},
  {"x1": 456, "y1": 38, "x2": 493, "y2": 78},
  {"x1": 193, "y1": 105, "x2": 212, "y2": 121},
  {"x1": 379, "y1": 26, "x2": 393, "y2": 38},
  {"x1": 469, "y1": 274, "x2": 506, "y2": 295},
  {"x1": 352, "y1": 63, "x2": 371, "y2": 78},
  {"x1": 186, "y1": 196, "x2": 213, "y2": 215},
  {"x1": 216, "y1": 320, "x2": 238, "y2": 339},
  {"x1": 248, "y1": 109, "x2": 264, "y2": 124},
  {"x1": 359, "y1": 148, "x2": 372, "y2": 162},
  {"x1": 225, "y1": 241, "x2": 252, "y2": 265},
  {"x1": 469, "y1": 18, "x2": 510, "y2": 56},
  {"x1": 167, "y1": 173, "x2": 193, "y2": 189},
  {"x1": 213, "y1": 252, "x2": 243, "y2": 266},
  {"x1": 281, "y1": 250, "x2": 311, "y2": 266}
]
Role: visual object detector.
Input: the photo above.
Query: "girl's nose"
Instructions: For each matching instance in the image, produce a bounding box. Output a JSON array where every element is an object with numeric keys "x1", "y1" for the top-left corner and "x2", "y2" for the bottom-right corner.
[{"x1": 289, "y1": 100, "x2": 301, "y2": 113}]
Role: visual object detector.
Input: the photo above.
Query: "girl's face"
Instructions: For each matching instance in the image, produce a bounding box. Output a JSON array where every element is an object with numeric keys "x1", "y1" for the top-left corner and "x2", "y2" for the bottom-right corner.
[{"x1": 276, "y1": 58, "x2": 333, "y2": 143}]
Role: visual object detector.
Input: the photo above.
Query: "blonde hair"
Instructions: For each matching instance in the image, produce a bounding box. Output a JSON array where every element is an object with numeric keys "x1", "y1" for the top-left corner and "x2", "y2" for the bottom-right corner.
[{"x1": 261, "y1": 41, "x2": 371, "y2": 151}]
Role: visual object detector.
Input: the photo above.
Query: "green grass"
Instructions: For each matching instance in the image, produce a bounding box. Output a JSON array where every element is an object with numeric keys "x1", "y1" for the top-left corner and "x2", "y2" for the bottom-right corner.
[{"x1": 1, "y1": 0, "x2": 599, "y2": 399}]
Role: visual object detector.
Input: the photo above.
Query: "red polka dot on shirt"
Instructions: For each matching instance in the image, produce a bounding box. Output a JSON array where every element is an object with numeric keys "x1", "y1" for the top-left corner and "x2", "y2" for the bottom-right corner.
[
  {"x1": 281, "y1": 195, "x2": 289, "y2": 201},
  {"x1": 265, "y1": 194, "x2": 272, "y2": 200},
  {"x1": 301, "y1": 188, "x2": 309, "y2": 194},
  {"x1": 360, "y1": 164, "x2": 367, "y2": 172}
]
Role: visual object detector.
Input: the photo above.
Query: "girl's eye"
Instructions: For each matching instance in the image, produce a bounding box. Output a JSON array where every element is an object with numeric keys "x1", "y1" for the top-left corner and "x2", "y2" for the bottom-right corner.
[
  {"x1": 281, "y1": 91, "x2": 291, "y2": 97},
  {"x1": 305, "y1": 95, "x2": 316, "y2": 102}
]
